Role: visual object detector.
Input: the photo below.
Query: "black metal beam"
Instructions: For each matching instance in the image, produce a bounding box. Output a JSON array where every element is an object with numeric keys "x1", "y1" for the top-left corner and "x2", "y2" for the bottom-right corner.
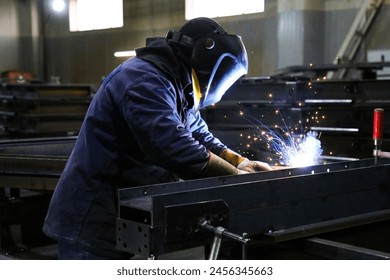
[
  {"x1": 117, "y1": 158, "x2": 390, "y2": 257},
  {"x1": 306, "y1": 237, "x2": 390, "y2": 260}
]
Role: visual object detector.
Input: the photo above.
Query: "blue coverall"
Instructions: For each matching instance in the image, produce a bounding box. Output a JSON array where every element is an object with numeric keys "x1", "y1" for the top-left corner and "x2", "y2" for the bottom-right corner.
[{"x1": 43, "y1": 37, "x2": 227, "y2": 258}]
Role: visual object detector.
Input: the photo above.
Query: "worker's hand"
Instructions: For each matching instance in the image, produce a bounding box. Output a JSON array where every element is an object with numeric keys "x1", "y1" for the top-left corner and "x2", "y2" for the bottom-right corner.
[
  {"x1": 220, "y1": 149, "x2": 272, "y2": 172},
  {"x1": 237, "y1": 169, "x2": 249, "y2": 175},
  {"x1": 237, "y1": 159, "x2": 272, "y2": 172}
]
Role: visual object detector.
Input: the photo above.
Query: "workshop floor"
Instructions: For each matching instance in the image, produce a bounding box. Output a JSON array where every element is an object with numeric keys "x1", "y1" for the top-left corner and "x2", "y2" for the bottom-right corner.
[{"x1": 1, "y1": 243, "x2": 206, "y2": 260}]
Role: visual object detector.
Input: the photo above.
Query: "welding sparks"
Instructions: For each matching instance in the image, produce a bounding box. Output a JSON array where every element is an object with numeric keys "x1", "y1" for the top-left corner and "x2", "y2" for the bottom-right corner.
[
  {"x1": 271, "y1": 131, "x2": 323, "y2": 167},
  {"x1": 240, "y1": 111, "x2": 323, "y2": 168}
]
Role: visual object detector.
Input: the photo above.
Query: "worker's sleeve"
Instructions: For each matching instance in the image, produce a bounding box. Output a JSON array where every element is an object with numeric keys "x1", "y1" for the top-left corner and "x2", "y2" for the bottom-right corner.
[
  {"x1": 188, "y1": 110, "x2": 227, "y2": 156},
  {"x1": 117, "y1": 73, "x2": 210, "y2": 179}
]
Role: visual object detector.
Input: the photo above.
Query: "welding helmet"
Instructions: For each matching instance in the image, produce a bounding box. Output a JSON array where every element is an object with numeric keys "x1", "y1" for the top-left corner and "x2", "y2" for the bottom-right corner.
[{"x1": 167, "y1": 18, "x2": 248, "y2": 110}]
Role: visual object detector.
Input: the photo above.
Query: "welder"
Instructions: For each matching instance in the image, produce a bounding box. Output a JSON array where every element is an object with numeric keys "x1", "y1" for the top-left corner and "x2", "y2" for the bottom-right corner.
[{"x1": 43, "y1": 17, "x2": 272, "y2": 260}]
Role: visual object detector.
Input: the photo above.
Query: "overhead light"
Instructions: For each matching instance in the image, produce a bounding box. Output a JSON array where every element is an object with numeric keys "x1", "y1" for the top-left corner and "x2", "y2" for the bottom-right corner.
[
  {"x1": 114, "y1": 50, "x2": 136, "y2": 57},
  {"x1": 52, "y1": 0, "x2": 66, "y2": 13}
]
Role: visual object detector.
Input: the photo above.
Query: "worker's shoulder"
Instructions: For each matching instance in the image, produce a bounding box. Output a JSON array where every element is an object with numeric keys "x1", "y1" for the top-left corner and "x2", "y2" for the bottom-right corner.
[
  {"x1": 100, "y1": 58, "x2": 174, "y2": 100},
  {"x1": 113, "y1": 58, "x2": 166, "y2": 83}
]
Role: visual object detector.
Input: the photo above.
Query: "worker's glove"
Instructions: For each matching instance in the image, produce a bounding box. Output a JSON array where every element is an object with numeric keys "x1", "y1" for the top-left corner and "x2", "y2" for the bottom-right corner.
[
  {"x1": 237, "y1": 159, "x2": 272, "y2": 172},
  {"x1": 219, "y1": 149, "x2": 247, "y2": 167},
  {"x1": 200, "y1": 152, "x2": 244, "y2": 178},
  {"x1": 220, "y1": 149, "x2": 272, "y2": 173}
]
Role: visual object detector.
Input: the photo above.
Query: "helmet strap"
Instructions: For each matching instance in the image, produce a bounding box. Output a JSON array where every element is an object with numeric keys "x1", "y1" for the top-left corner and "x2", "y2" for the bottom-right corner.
[{"x1": 166, "y1": 30, "x2": 194, "y2": 47}]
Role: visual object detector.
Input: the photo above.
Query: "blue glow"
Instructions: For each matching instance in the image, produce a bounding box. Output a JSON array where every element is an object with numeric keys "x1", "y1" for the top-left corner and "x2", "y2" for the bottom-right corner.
[
  {"x1": 270, "y1": 131, "x2": 323, "y2": 167},
  {"x1": 239, "y1": 110, "x2": 323, "y2": 167}
]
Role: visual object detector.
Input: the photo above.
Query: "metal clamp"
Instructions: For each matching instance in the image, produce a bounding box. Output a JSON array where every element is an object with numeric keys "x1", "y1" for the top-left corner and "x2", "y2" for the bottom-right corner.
[{"x1": 198, "y1": 218, "x2": 250, "y2": 260}]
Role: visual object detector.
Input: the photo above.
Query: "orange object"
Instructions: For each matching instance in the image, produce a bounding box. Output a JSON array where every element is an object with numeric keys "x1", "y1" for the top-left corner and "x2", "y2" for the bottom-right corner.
[{"x1": 1, "y1": 70, "x2": 34, "y2": 83}]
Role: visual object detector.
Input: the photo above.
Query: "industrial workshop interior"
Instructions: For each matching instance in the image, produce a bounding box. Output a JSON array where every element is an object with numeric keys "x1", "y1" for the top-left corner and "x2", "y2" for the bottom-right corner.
[{"x1": 1, "y1": 0, "x2": 390, "y2": 261}]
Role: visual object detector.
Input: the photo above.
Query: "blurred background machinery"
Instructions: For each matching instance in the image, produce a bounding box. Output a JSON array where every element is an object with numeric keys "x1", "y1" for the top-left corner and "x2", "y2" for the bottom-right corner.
[
  {"x1": 0, "y1": 82, "x2": 93, "y2": 139},
  {"x1": 0, "y1": 78, "x2": 91, "y2": 258}
]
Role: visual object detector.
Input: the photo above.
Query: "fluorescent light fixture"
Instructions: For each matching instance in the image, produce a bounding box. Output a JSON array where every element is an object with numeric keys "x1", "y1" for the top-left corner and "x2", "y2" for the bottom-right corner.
[{"x1": 114, "y1": 50, "x2": 136, "y2": 57}]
